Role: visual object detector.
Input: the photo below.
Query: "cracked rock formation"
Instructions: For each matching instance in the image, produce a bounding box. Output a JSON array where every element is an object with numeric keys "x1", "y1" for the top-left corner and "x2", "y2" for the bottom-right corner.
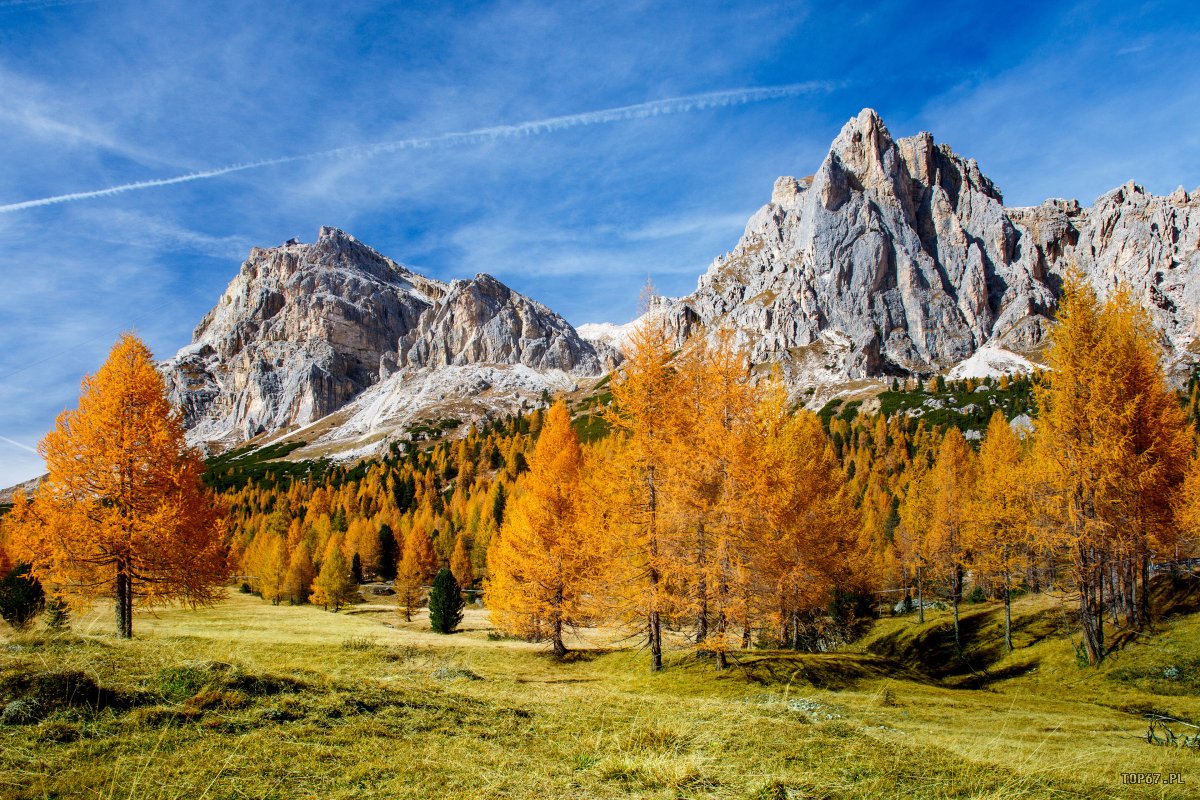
[
  {"x1": 660, "y1": 109, "x2": 1200, "y2": 387},
  {"x1": 162, "y1": 227, "x2": 607, "y2": 449}
]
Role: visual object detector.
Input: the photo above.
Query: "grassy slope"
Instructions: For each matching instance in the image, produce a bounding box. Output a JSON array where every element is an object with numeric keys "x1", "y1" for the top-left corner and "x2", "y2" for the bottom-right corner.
[{"x1": 2, "y1": 586, "x2": 1198, "y2": 799}]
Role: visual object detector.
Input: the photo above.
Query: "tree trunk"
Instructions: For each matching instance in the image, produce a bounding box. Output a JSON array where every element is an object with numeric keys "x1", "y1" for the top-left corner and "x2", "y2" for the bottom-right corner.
[
  {"x1": 1125, "y1": 560, "x2": 1135, "y2": 626},
  {"x1": 552, "y1": 586, "x2": 567, "y2": 658},
  {"x1": 115, "y1": 558, "x2": 132, "y2": 639},
  {"x1": 917, "y1": 567, "x2": 925, "y2": 624},
  {"x1": 952, "y1": 563, "x2": 963, "y2": 654},
  {"x1": 649, "y1": 609, "x2": 662, "y2": 672},
  {"x1": 1004, "y1": 575, "x2": 1013, "y2": 653},
  {"x1": 1079, "y1": 545, "x2": 1104, "y2": 665},
  {"x1": 952, "y1": 598, "x2": 961, "y2": 653},
  {"x1": 1095, "y1": 551, "x2": 1105, "y2": 659},
  {"x1": 647, "y1": 466, "x2": 662, "y2": 673},
  {"x1": 1105, "y1": 563, "x2": 1119, "y2": 624},
  {"x1": 714, "y1": 611, "x2": 727, "y2": 671},
  {"x1": 713, "y1": 546, "x2": 729, "y2": 669},
  {"x1": 696, "y1": 522, "x2": 707, "y2": 644},
  {"x1": 552, "y1": 622, "x2": 566, "y2": 658},
  {"x1": 1139, "y1": 554, "x2": 1151, "y2": 629}
]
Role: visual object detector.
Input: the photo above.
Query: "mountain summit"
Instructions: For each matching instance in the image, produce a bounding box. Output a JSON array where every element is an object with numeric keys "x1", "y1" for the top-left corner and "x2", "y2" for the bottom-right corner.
[
  {"x1": 162, "y1": 227, "x2": 610, "y2": 452},
  {"x1": 654, "y1": 108, "x2": 1199, "y2": 386}
]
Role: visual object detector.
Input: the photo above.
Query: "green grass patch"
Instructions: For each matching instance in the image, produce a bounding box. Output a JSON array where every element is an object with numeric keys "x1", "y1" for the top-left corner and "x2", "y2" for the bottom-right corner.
[
  {"x1": 203, "y1": 440, "x2": 323, "y2": 491},
  {"x1": 3, "y1": 586, "x2": 1197, "y2": 798},
  {"x1": 572, "y1": 413, "x2": 611, "y2": 444}
]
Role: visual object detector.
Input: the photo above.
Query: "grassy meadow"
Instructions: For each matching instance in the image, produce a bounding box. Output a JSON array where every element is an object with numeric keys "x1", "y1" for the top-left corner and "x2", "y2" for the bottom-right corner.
[{"x1": 1, "y1": 584, "x2": 1198, "y2": 799}]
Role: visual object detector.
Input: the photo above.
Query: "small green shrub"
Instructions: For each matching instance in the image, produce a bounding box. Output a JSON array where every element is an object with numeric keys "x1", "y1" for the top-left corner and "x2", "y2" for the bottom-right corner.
[
  {"x1": 341, "y1": 636, "x2": 377, "y2": 651},
  {"x1": 44, "y1": 597, "x2": 70, "y2": 631},
  {"x1": 0, "y1": 564, "x2": 45, "y2": 630}
]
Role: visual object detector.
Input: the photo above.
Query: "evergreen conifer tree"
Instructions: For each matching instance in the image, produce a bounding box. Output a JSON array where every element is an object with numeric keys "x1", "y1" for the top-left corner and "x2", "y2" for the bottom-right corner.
[
  {"x1": 376, "y1": 524, "x2": 398, "y2": 581},
  {"x1": 0, "y1": 563, "x2": 44, "y2": 630},
  {"x1": 429, "y1": 568, "x2": 463, "y2": 634}
]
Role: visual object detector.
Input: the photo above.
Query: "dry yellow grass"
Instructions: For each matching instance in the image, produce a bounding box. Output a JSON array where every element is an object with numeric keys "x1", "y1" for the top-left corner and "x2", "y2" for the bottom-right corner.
[{"x1": 0, "y1": 588, "x2": 1195, "y2": 799}]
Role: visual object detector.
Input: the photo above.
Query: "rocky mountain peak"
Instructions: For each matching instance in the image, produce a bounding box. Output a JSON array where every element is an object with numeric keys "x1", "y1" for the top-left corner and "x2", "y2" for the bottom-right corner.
[
  {"x1": 660, "y1": 107, "x2": 1200, "y2": 391},
  {"x1": 398, "y1": 272, "x2": 609, "y2": 374},
  {"x1": 163, "y1": 231, "x2": 607, "y2": 451},
  {"x1": 821, "y1": 108, "x2": 903, "y2": 206}
]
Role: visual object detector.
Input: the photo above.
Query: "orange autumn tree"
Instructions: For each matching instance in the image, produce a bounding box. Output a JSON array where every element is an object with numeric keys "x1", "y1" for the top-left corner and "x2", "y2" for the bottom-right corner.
[
  {"x1": 968, "y1": 411, "x2": 1032, "y2": 653},
  {"x1": 311, "y1": 537, "x2": 356, "y2": 612},
  {"x1": 450, "y1": 534, "x2": 474, "y2": 591},
  {"x1": 394, "y1": 519, "x2": 437, "y2": 621},
  {"x1": 486, "y1": 399, "x2": 598, "y2": 656},
  {"x1": 927, "y1": 427, "x2": 976, "y2": 652},
  {"x1": 7, "y1": 333, "x2": 226, "y2": 638},
  {"x1": 601, "y1": 316, "x2": 678, "y2": 672},
  {"x1": 897, "y1": 454, "x2": 935, "y2": 624},
  {"x1": 664, "y1": 332, "x2": 760, "y2": 662},
  {"x1": 1034, "y1": 277, "x2": 1190, "y2": 664},
  {"x1": 755, "y1": 393, "x2": 861, "y2": 649}
]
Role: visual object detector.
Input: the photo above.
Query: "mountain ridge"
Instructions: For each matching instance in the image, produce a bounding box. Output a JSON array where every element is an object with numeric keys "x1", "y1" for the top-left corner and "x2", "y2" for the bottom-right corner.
[
  {"x1": 162, "y1": 226, "x2": 611, "y2": 455},
  {"x1": 160, "y1": 108, "x2": 1199, "y2": 458},
  {"x1": 641, "y1": 109, "x2": 1199, "y2": 389}
]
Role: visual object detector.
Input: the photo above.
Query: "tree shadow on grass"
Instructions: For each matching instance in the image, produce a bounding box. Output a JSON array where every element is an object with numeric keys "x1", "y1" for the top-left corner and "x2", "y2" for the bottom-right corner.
[
  {"x1": 1151, "y1": 569, "x2": 1200, "y2": 618},
  {"x1": 866, "y1": 604, "x2": 1061, "y2": 686},
  {"x1": 554, "y1": 647, "x2": 622, "y2": 665},
  {"x1": 726, "y1": 652, "x2": 937, "y2": 691}
]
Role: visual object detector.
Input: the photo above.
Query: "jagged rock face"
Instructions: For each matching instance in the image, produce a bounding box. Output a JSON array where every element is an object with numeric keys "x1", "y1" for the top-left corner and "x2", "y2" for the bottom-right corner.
[
  {"x1": 1060, "y1": 183, "x2": 1200, "y2": 371},
  {"x1": 399, "y1": 273, "x2": 606, "y2": 374},
  {"x1": 163, "y1": 227, "x2": 606, "y2": 449},
  {"x1": 665, "y1": 108, "x2": 1200, "y2": 385}
]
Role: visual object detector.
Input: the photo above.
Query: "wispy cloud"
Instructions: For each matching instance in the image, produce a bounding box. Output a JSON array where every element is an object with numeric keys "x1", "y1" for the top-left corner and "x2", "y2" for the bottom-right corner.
[
  {"x1": 0, "y1": 66, "x2": 173, "y2": 168},
  {"x1": 81, "y1": 209, "x2": 252, "y2": 260},
  {"x1": 0, "y1": 0, "x2": 97, "y2": 11},
  {"x1": 0, "y1": 82, "x2": 834, "y2": 214}
]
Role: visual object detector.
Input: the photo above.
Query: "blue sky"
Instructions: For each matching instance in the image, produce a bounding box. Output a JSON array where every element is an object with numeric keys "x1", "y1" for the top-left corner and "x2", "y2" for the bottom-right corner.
[{"x1": 1, "y1": 0, "x2": 1198, "y2": 486}]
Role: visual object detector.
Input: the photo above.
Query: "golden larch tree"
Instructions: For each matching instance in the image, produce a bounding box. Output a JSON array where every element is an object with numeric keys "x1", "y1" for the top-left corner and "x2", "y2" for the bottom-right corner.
[
  {"x1": 1032, "y1": 278, "x2": 1190, "y2": 666},
  {"x1": 394, "y1": 520, "x2": 437, "y2": 621},
  {"x1": 6, "y1": 334, "x2": 226, "y2": 638},
  {"x1": 664, "y1": 331, "x2": 759, "y2": 664},
  {"x1": 928, "y1": 426, "x2": 976, "y2": 651},
  {"x1": 450, "y1": 534, "x2": 474, "y2": 591},
  {"x1": 602, "y1": 316, "x2": 677, "y2": 671},
  {"x1": 1174, "y1": 449, "x2": 1200, "y2": 565},
  {"x1": 755, "y1": 395, "x2": 861, "y2": 649},
  {"x1": 968, "y1": 411, "x2": 1032, "y2": 652},
  {"x1": 486, "y1": 400, "x2": 597, "y2": 656},
  {"x1": 282, "y1": 545, "x2": 315, "y2": 605},
  {"x1": 898, "y1": 457, "x2": 935, "y2": 624},
  {"x1": 1034, "y1": 277, "x2": 1191, "y2": 663},
  {"x1": 311, "y1": 536, "x2": 356, "y2": 611}
]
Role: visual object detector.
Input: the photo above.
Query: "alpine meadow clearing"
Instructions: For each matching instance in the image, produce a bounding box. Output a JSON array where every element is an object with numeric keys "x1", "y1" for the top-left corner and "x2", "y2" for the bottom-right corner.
[{"x1": 2, "y1": 584, "x2": 1197, "y2": 800}]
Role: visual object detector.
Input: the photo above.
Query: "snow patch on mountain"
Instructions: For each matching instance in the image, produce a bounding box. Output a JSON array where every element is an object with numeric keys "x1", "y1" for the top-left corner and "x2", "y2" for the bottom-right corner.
[
  {"x1": 285, "y1": 364, "x2": 583, "y2": 461},
  {"x1": 577, "y1": 320, "x2": 640, "y2": 351},
  {"x1": 947, "y1": 345, "x2": 1041, "y2": 380}
]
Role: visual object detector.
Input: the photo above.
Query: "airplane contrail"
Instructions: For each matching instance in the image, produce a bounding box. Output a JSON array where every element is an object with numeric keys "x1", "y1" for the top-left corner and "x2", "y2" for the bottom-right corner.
[
  {"x1": 0, "y1": 436, "x2": 39, "y2": 455},
  {"x1": 0, "y1": 81, "x2": 833, "y2": 214}
]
